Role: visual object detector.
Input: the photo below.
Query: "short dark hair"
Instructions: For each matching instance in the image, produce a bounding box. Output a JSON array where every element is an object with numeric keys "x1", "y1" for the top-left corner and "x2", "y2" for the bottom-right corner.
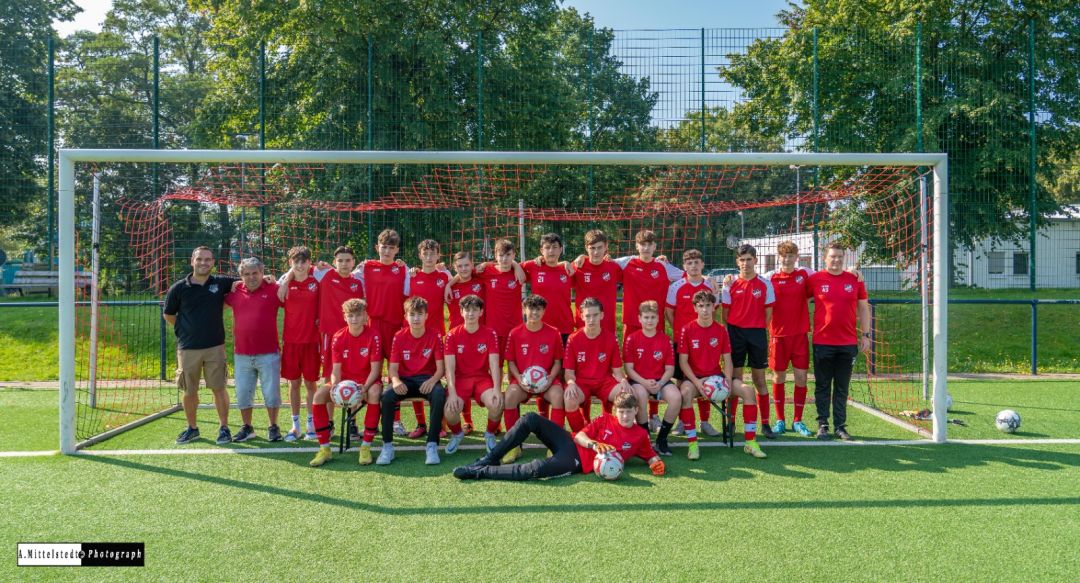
[
  {"x1": 287, "y1": 246, "x2": 311, "y2": 263},
  {"x1": 824, "y1": 241, "x2": 848, "y2": 253},
  {"x1": 417, "y1": 239, "x2": 440, "y2": 253},
  {"x1": 540, "y1": 233, "x2": 563, "y2": 247},
  {"x1": 682, "y1": 249, "x2": 703, "y2": 262},
  {"x1": 191, "y1": 246, "x2": 213, "y2": 259},
  {"x1": 635, "y1": 230, "x2": 656, "y2": 244},
  {"x1": 580, "y1": 297, "x2": 603, "y2": 312},
  {"x1": 736, "y1": 244, "x2": 757, "y2": 258},
  {"x1": 453, "y1": 250, "x2": 473, "y2": 263},
  {"x1": 377, "y1": 229, "x2": 401, "y2": 247},
  {"x1": 404, "y1": 296, "x2": 428, "y2": 314},
  {"x1": 460, "y1": 294, "x2": 484, "y2": 311},
  {"x1": 494, "y1": 239, "x2": 515, "y2": 255},
  {"x1": 522, "y1": 294, "x2": 548, "y2": 310},
  {"x1": 613, "y1": 392, "x2": 639, "y2": 410},
  {"x1": 584, "y1": 229, "x2": 608, "y2": 246},
  {"x1": 692, "y1": 290, "x2": 716, "y2": 305},
  {"x1": 333, "y1": 246, "x2": 355, "y2": 258},
  {"x1": 342, "y1": 298, "x2": 367, "y2": 314}
]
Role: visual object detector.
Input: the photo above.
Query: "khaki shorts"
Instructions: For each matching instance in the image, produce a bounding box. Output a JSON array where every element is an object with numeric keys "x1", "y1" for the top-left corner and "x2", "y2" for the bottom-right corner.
[{"x1": 176, "y1": 345, "x2": 228, "y2": 394}]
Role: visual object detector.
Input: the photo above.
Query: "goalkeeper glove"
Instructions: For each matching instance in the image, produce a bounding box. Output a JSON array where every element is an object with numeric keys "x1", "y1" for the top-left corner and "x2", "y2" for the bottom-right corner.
[
  {"x1": 592, "y1": 442, "x2": 615, "y2": 454},
  {"x1": 649, "y1": 459, "x2": 666, "y2": 476}
]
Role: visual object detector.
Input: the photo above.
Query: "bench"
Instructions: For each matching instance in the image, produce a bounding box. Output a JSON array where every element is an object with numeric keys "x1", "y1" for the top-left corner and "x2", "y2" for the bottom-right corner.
[{"x1": 0, "y1": 269, "x2": 93, "y2": 297}]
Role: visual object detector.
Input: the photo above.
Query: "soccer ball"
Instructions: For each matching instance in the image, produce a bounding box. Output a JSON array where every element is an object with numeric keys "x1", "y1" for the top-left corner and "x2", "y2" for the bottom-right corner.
[
  {"x1": 995, "y1": 409, "x2": 1021, "y2": 433},
  {"x1": 933, "y1": 392, "x2": 953, "y2": 411},
  {"x1": 700, "y1": 375, "x2": 730, "y2": 404},
  {"x1": 593, "y1": 450, "x2": 625, "y2": 480},
  {"x1": 521, "y1": 365, "x2": 550, "y2": 395},
  {"x1": 330, "y1": 380, "x2": 363, "y2": 408}
]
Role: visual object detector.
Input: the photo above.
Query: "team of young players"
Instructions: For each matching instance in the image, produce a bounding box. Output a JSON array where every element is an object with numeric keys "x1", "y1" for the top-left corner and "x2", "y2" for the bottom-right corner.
[{"x1": 270, "y1": 227, "x2": 845, "y2": 476}]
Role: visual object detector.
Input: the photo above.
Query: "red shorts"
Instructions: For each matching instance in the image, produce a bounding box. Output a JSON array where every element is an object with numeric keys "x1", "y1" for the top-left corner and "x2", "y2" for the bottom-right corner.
[
  {"x1": 578, "y1": 377, "x2": 619, "y2": 403},
  {"x1": 372, "y1": 318, "x2": 404, "y2": 359},
  {"x1": 281, "y1": 341, "x2": 320, "y2": 382},
  {"x1": 454, "y1": 374, "x2": 497, "y2": 406},
  {"x1": 511, "y1": 381, "x2": 564, "y2": 402},
  {"x1": 769, "y1": 334, "x2": 810, "y2": 371}
]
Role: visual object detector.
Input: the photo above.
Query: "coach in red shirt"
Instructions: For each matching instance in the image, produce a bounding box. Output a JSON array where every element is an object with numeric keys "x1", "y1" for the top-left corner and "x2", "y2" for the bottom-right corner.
[
  {"x1": 807, "y1": 242, "x2": 872, "y2": 440},
  {"x1": 224, "y1": 257, "x2": 284, "y2": 443}
]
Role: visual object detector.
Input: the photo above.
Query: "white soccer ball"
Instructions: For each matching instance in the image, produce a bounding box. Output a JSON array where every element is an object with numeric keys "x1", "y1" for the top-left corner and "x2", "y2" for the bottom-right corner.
[
  {"x1": 995, "y1": 409, "x2": 1021, "y2": 433},
  {"x1": 521, "y1": 365, "x2": 550, "y2": 395},
  {"x1": 593, "y1": 450, "x2": 624, "y2": 480},
  {"x1": 700, "y1": 375, "x2": 730, "y2": 404},
  {"x1": 933, "y1": 392, "x2": 954, "y2": 411},
  {"x1": 330, "y1": 380, "x2": 363, "y2": 408}
]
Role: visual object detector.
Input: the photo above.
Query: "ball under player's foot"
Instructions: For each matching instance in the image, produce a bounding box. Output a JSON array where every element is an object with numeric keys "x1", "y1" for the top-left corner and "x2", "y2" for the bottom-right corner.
[
  {"x1": 792, "y1": 421, "x2": 813, "y2": 437},
  {"x1": 687, "y1": 441, "x2": 700, "y2": 460},
  {"x1": 376, "y1": 442, "x2": 395, "y2": 465},
  {"x1": 445, "y1": 432, "x2": 465, "y2": 454},
  {"x1": 501, "y1": 446, "x2": 523, "y2": 464},
  {"x1": 309, "y1": 446, "x2": 333, "y2": 467},
  {"x1": 771, "y1": 419, "x2": 787, "y2": 435},
  {"x1": 699, "y1": 421, "x2": 721, "y2": 437},
  {"x1": 743, "y1": 439, "x2": 767, "y2": 459},
  {"x1": 358, "y1": 443, "x2": 374, "y2": 465}
]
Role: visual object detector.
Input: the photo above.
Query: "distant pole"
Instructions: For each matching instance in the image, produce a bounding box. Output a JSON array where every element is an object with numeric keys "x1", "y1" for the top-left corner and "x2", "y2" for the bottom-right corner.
[
  {"x1": 790, "y1": 165, "x2": 801, "y2": 234},
  {"x1": 1027, "y1": 20, "x2": 1037, "y2": 291},
  {"x1": 47, "y1": 36, "x2": 56, "y2": 269}
]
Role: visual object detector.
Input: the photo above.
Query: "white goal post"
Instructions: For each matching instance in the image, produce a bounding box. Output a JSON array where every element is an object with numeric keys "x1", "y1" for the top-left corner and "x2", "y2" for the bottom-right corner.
[{"x1": 58, "y1": 149, "x2": 949, "y2": 453}]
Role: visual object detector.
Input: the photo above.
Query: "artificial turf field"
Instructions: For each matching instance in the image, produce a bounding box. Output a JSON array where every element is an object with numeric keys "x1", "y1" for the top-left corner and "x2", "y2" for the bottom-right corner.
[{"x1": 2, "y1": 378, "x2": 1079, "y2": 581}]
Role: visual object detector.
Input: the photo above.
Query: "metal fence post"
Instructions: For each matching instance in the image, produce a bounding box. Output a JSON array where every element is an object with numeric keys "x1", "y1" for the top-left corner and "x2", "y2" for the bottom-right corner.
[
  {"x1": 1027, "y1": 20, "x2": 1037, "y2": 292},
  {"x1": 153, "y1": 36, "x2": 167, "y2": 382},
  {"x1": 47, "y1": 36, "x2": 56, "y2": 270},
  {"x1": 1030, "y1": 300, "x2": 1038, "y2": 375}
]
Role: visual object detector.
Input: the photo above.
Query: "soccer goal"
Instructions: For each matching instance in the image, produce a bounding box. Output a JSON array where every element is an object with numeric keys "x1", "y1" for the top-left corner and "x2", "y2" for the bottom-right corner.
[{"x1": 58, "y1": 150, "x2": 949, "y2": 453}]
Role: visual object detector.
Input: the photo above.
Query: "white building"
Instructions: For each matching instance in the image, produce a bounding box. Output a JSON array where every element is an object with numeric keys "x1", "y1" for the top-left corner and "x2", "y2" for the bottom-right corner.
[{"x1": 955, "y1": 205, "x2": 1080, "y2": 289}]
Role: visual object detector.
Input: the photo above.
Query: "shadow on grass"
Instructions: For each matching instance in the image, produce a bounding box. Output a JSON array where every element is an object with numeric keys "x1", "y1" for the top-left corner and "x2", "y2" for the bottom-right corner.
[{"x1": 79, "y1": 443, "x2": 1080, "y2": 515}]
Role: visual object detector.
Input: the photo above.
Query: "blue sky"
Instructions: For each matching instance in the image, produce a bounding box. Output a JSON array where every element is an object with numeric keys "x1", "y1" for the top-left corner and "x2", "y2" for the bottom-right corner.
[{"x1": 57, "y1": 1, "x2": 794, "y2": 36}]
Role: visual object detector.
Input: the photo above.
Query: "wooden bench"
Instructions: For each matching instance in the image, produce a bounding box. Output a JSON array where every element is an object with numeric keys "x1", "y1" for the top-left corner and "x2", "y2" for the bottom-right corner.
[{"x1": 0, "y1": 268, "x2": 93, "y2": 297}]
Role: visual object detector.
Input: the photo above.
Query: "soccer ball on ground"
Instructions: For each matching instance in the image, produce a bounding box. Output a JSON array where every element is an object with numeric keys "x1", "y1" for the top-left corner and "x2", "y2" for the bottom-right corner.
[
  {"x1": 700, "y1": 375, "x2": 730, "y2": 404},
  {"x1": 593, "y1": 450, "x2": 624, "y2": 480},
  {"x1": 521, "y1": 365, "x2": 550, "y2": 395},
  {"x1": 995, "y1": 409, "x2": 1021, "y2": 433},
  {"x1": 933, "y1": 392, "x2": 953, "y2": 411},
  {"x1": 330, "y1": 380, "x2": 363, "y2": 408}
]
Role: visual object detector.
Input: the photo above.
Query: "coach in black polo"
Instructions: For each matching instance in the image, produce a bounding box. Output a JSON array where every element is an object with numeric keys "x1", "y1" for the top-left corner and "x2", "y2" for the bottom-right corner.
[{"x1": 163, "y1": 246, "x2": 239, "y2": 445}]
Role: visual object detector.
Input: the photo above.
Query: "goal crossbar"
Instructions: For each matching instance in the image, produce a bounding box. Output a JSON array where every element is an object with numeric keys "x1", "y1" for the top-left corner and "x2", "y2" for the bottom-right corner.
[{"x1": 57, "y1": 149, "x2": 949, "y2": 453}]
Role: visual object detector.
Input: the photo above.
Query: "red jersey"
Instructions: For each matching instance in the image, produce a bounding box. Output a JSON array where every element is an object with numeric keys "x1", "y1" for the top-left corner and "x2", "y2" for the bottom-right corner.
[
  {"x1": 678, "y1": 320, "x2": 731, "y2": 378},
  {"x1": 575, "y1": 414, "x2": 657, "y2": 475},
  {"x1": 448, "y1": 278, "x2": 486, "y2": 329},
  {"x1": 721, "y1": 274, "x2": 775, "y2": 329},
  {"x1": 409, "y1": 269, "x2": 451, "y2": 334},
  {"x1": 314, "y1": 269, "x2": 364, "y2": 335},
  {"x1": 616, "y1": 256, "x2": 684, "y2": 330},
  {"x1": 361, "y1": 260, "x2": 410, "y2": 326},
  {"x1": 808, "y1": 271, "x2": 867, "y2": 346},
  {"x1": 564, "y1": 329, "x2": 622, "y2": 384},
  {"x1": 225, "y1": 282, "x2": 282, "y2": 355},
  {"x1": 445, "y1": 324, "x2": 499, "y2": 378},
  {"x1": 282, "y1": 275, "x2": 319, "y2": 344},
  {"x1": 522, "y1": 261, "x2": 574, "y2": 334},
  {"x1": 573, "y1": 259, "x2": 622, "y2": 333},
  {"x1": 390, "y1": 327, "x2": 444, "y2": 378},
  {"x1": 623, "y1": 329, "x2": 674, "y2": 381},
  {"x1": 765, "y1": 268, "x2": 813, "y2": 336},
  {"x1": 666, "y1": 278, "x2": 716, "y2": 341},
  {"x1": 503, "y1": 322, "x2": 564, "y2": 373},
  {"x1": 331, "y1": 325, "x2": 383, "y2": 383},
  {"x1": 477, "y1": 264, "x2": 523, "y2": 337}
]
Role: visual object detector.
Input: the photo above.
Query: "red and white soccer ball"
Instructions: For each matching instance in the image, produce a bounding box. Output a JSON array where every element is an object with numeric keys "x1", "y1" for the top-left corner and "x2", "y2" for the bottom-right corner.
[
  {"x1": 593, "y1": 450, "x2": 624, "y2": 480},
  {"x1": 701, "y1": 375, "x2": 730, "y2": 404},
  {"x1": 330, "y1": 380, "x2": 363, "y2": 407},
  {"x1": 521, "y1": 365, "x2": 550, "y2": 395}
]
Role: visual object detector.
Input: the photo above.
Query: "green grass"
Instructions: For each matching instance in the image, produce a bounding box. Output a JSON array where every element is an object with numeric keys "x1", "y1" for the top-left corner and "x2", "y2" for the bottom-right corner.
[{"x1": 2, "y1": 443, "x2": 1078, "y2": 581}]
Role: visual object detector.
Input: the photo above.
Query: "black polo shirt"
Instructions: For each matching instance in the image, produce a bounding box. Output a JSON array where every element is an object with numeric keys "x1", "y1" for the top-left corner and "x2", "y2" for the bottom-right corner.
[{"x1": 163, "y1": 273, "x2": 239, "y2": 350}]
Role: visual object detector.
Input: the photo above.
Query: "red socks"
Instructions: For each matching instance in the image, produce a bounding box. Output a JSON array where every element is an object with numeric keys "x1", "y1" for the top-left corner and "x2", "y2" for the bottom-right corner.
[
  {"x1": 649, "y1": 399, "x2": 659, "y2": 417},
  {"x1": 773, "y1": 383, "x2": 786, "y2": 422},
  {"x1": 486, "y1": 418, "x2": 501, "y2": 434},
  {"x1": 537, "y1": 398, "x2": 550, "y2": 419},
  {"x1": 757, "y1": 392, "x2": 771, "y2": 426},
  {"x1": 679, "y1": 407, "x2": 698, "y2": 441},
  {"x1": 793, "y1": 385, "x2": 808, "y2": 422},
  {"x1": 363, "y1": 403, "x2": 381, "y2": 442},
  {"x1": 697, "y1": 398, "x2": 711, "y2": 422},
  {"x1": 743, "y1": 403, "x2": 758, "y2": 441},
  {"x1": 551, "y1": 407, "x2": 566, "y2": 429},
  {"x1": 504, "y1": 406, "x2": 521, "y2": 431},
  {"x1": 463, "y1": 401, "x2": 474, "y2": 426},
  {"x1": 413, "y1": 400, "x2": 427, "y2": 426},
  {"x1": 312, "y1": 402, "x2": 331, "y2": 446},
  {"x1": 394, "y1": 407, "x2": 402, "y2": 422},
  {"x1": 567, "y1": 409, "x2": 586, "y2": 433},
  {"x1": 448, "y1": 421, "x2": 463, "y2": 434},
  {"x1": 727, "y1": 397, "x2": 738, "y2": 421}
]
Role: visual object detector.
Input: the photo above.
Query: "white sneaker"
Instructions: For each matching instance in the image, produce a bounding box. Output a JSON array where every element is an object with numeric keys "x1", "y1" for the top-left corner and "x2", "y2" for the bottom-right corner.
[
  {"x1": 648, "y1": 414, "x2": 661, "y2": 433},
  {"x1": 284, "y1": 427, "x2": 302, "y2": 443},
  {"x1": 700, "y1": 421, "x2": 721, "y2": 437},
  {"x1": 376, "y1": 442, "x2": 395, "y2": 465},
  {"x1": 425, "y1": 442, "x2": 440, "y2": 465},
  {"x1": 484, "y1": 432, "x2": 497, "y2": 452},
  {"x1": 445, "y1": 432, "x2": 465, "y2": 454},
  {"x1": 392, "y1": 421, "x2": 408, "y2": 436}
]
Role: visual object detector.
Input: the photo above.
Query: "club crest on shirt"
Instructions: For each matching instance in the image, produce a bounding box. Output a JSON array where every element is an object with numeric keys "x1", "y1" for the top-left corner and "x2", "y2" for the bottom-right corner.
[
  {"x1": 621, "y1": 441, "x2": 632, "y2": 451},
  {"x1": 436, "y1": 279, "x2": 445, "y2": 288},
  {"x1": 653, "y1": 350, "x2": 663, "y2": 360},
  {"x1": 477, "y1": 343, "x2": 487, "y2": 353},
  {"x1": 472, "y1": 283, "x2": 482, "y2": 293},
  {"x1": 508, "y1": 281, "x2": 518, "y2": 289},
  {"x1": 601, "y1": 272, "x2": 611, "y2": 282},
  {"x1": 752, "y1": 288, "x2": 762, "y2": 298},
  {"x1": 560, "y1": 274, "x2": 568, "y2": 283},
  {"x1": 209, "y1": 284, "x2": 219, "y2": 294},
  {"x1": 709, "y1": 337, "x2": 719, "y2": 347},
  {"x1": 795, "y1": 275, "x2": 804, "y2": 284},
  {"x1": 349, "y1": 283, "x2": 359, "y2": 292},
  {"x1": 308, "y1": 282, "x2": 317, "y2": 292},
  {"x1": 391, "y1": 266, "x2": 400, "y2": 274},
  {"x1": 598, "y1": 352, "x2": 607, "y2": 362},
  {"x1": 359, "y1": 348, "x2": 369, "y2": 357},
  {"x1": 539, "y1": 344, "x2": 549, "y2": 354},
  {"x1": 650, "y1": 270, "x2": 660, "y2": 279},
  {"x1": 422, "y1": 348, "x2": 432, "y2": 358},
  {"x1": 844, "y1": 284, "x2": 854, "y2": 293}
]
